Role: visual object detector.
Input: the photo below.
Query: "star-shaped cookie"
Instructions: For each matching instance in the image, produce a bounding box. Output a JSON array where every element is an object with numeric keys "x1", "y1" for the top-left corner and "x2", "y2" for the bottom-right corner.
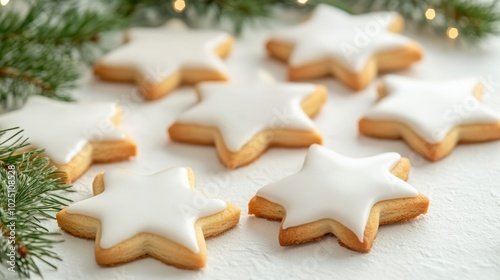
[
  {"x1": 93, "y1": 22, "x2": 233, "y2": 100},
  {"x1": 56, "y1": 167, "x2": 240, "y2": 269},
  {"x1": 168, "y1": 81, "x2": 327, "y2": 168},
  {"x1": 0, "y1": 96, "x2": 136, "y2": 183},
  {"x1": 360, "y1": 75, "x2": 500, "y2": 161},
  {"x1": 266, "y1": 4, "x2": 423, "y2": 90},
  {"x1": 249, "y1": 145, "x2": 429, "y2": 252}
]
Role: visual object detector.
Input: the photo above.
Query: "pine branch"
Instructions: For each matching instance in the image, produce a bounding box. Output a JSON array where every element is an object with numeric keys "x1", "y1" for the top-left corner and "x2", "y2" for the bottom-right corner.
[
  {"x1": 0, "y1": 127, "x2": 72, "y2": 278},
  {"x1": 0, "y1": 38, "x2": 79, "y2": 110},
  {"x1": 429, "y1": 0, "x2": 499, "y2": 40},
  {"x1": 0, "y1": 0, "x2": 131, "y2": 111},
  {"x1": 1, "y1": 1, "x2": 129, "y2": 46},
  {"x1": 315, "y1": 0, "x2": 500, "y2": 41},
  {"x1": 118, "y1": 0, "x2": 284, "y2": 34},
  {"x1": 189, "y1": 0, "x2": 275, "y2": 34},
  {"x1": 128, "y1": 0, "x2": 499, "y2": 40}
]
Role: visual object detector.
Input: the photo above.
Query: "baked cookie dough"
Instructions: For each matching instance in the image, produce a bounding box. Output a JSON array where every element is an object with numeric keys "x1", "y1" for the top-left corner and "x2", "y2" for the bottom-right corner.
[
  {"x1": 94, "y1": 22, "x2": 233, "y2": 100},
  {"x1": 57, "y1": 167, "x2": 240, "y2": 269},
  {"x1": 0, "y1": 96, "x2": 136, "y2": 183},
  {"x1": 360, "y1": 75, "x2": 500, "y2": 161},
  {"x1": 266, "y1": 4, "x2": 423, "y2": 91},
  {"x1": 169, "y1": 81, "x2": 327, "y2": 168},
  {"x1": 249, "y1": 145, "x2": 429, "y2": 252}
]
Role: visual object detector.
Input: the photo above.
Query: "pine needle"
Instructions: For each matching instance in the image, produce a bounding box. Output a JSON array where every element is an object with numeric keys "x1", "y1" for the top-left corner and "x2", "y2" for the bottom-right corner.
[{"x1": 0, "y1": 128, "x2": 72, "y2": 278}]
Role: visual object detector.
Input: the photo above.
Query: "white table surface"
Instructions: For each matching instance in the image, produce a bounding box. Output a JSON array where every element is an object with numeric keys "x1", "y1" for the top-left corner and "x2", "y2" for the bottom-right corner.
[{"x1": 21, "y1": 18, "x2": 500, "y2": 280}]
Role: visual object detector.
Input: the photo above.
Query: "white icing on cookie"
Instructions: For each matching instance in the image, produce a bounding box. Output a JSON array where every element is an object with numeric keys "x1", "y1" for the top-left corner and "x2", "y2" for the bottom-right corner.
[
  {"x1": 175, "y1": 82, "x2": 320, "y2": 152},
  {"x1": 256, "y1": 144, "x2": 418, "y2": 242},
  {"x1": 67, "y1": 168, "x2": 226, "y2": 253},
  {"x1": 364, "y1": 75, "x2": 500, "y2": 143},
  {"x1": 0, "y1": 96, "x2": 125, "y2": 164},
  {"x1": 269, "y1": 4, "x2": 413, "y2": 72},
  {"x1": 98, "y1": 21, "x2": 230, "y2": 83}
]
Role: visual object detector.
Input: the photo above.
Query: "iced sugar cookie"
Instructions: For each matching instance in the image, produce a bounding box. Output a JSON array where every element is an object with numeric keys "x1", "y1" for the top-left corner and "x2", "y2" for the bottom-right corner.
[
  {"x1": 266, "y1": 4, "x2": 423, "y2": 90},
  {"x1": 249, "y1": 145, "x2": 429, "y2": 252},
  {"x1": 168, "y1": 81, "x2": 327, "y2": 168},
  {"x1": 360, "y1": 75, "x2": 500, "y2": 161},
  {"x1": 57, "y1": 167, "x2": 240, "y2": 269},
  {"x1": 0, "y1": 96, "x2": 136, "y2": 183},
  {"x1": 94, "y1": 22, "x2": 233, "y2": 100}
]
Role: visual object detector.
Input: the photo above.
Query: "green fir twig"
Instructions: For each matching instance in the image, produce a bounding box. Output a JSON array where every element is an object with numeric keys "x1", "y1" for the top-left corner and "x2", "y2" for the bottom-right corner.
[
  {"x1": 0, "y1": 0, "x2": 131, "y2": 111},
  {"x1": 0, "y1": 128, "x2": 72, "y2": 278},
  {"x1": 339, "y1": 0, "x2": 500, "y2": 41},
  {"x1": 120, "y1": 0, "x2": 500, "y2": 40}
]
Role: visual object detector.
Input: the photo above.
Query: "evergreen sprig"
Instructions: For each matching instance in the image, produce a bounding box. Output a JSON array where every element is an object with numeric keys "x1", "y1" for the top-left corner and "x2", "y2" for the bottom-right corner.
[
  {"x1": 0, "y1": 0, "x2": 130, "y2": 111},
  {"x1": 119, "y1": 0, "x2": 284, "y2": 34},
  {"x1": 0, "y1": 38, "x2": 79, "y2": 110},
  {"x1": 0, "y1": 128, "x2": 72, "y2": 278},
  {"x1": 123, "y1": 0, "x2": 500, "y2": 40},
  {"x1": 343, "y1": 0, "x2": 500, "y2": 41},
  {"x1": 188, "y1": 0, "x2": 275, "y2": 34}
]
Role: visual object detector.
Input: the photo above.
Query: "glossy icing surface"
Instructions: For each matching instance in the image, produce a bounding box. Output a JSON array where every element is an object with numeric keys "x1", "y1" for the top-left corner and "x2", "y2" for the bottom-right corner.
[
  {"x1": 257, "y1": 145, "x2": 418, "y2": 242},
  {"x1": 67, "y1": 168, "x2": 227, "y2": 253},
  {"x1": 0, "y1": 96, "x2": 125, "y2": 164},
  {"x1": 176, "y1": 82, "x2": 320, "y2": 151},
  {"x1": 99, "y1": 21, "x2": 230, "y2": 83},
  {"x1": 269, "y1": 4, "x2": 413, "y2": 72},
  {"x1": 364, "y1": 75, "x2": 500, "y2": 143}
]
